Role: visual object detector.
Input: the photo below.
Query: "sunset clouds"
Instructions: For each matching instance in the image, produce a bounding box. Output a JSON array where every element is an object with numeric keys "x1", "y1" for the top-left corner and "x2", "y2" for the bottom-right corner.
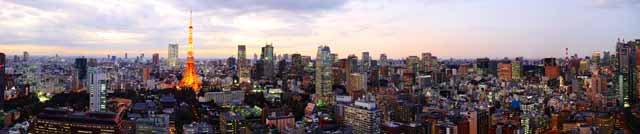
[{"x1": 0, "y1": 0, "x2": 638, "y2": 59}]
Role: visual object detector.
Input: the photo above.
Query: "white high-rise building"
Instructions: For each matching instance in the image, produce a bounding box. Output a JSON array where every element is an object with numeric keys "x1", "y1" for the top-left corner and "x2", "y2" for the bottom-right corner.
[
  {"x1": 344, "y1": 95, "x2": 381, "y2": 134},
  {"x1": 87, "y1": 67, "x2": 107, "y2": 112},
  {"x1": 168, "y1": 43, "x2": 179, "y2": 67}
]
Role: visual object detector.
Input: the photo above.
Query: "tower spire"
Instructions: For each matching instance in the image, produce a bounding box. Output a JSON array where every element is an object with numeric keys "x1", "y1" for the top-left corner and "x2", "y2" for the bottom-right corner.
[{"x1": 181, "y1": 9, "x2": 201, "y2": 93}]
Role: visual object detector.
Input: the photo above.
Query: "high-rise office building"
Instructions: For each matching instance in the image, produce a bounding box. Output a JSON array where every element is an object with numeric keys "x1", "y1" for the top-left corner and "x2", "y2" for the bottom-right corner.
[
  {"x1": 315, "y1": 45, "x2": 333, "y2": 104},
  {"x1": 476, "y1": 58, "x2": 490, "y2": 74},
  {"x1": 379, "y1": 54, "x2": 388, "y2": 66},
  {"x1": 592, "y1": 51, "x2": 601, "y2": 66},
  {"x1": 0, "y1": 52, "x2": 5, "y2": 110},
  {"x1": 87, "y1": 67, "x2": 107, "y2": 112},
  {"x1": 168, "y1": 44, "x2": 179, "y2": 67},
  {"x1": 152, "y1": 53, "x2": 159, "y2": 65},
  {"x1": 347, "y1": 73, "x2": 367, "y2": 99},
  {"x1": 237, "y1": 45, "x2": 250, "y2": 83},
  {"x1": 616, "y1": 39, "x2": 638, "y2": 107},
  {"x1": 602, "y1": 51, "x2": 611, "y2": 66},
  {"x1": 347, "y1": 54, "x2": 359, "y2": 74},
  {"x1": 261, "y1": 44, "x2": 275, "y2": 80},
  {"x1": 291, "y1": 53, "x2": 303, "y2": 80},
  {"x1": 511, "y1": 57, "x2": 523, "y2": 80},
  {"x1": 543, "y1": 58, "x2": 560, "y2": 78},
  {"x1": 498, "y1": 62, "x2": 512, "y2": 81},
  {"x1": 23, "y1": 51, "x2": 29, "y2": 62},
  {"x1": 344, "y1": 95, "x2": 382, "y2": 134},
  {"x1": 75, "y1": 58, "x2": 88, "y2": 81},
  {"x1": 362, "y1": 51, "x2": 371, "y2": 73},
  {"x1": 143, "y1": 66, "x2": 151, "y2": 81},
  {"x1": 406, "y1": 56, "x2": 419, "y2": 74},
  {"x1": 421, "y1": 52, "x2": 437, "y2": 73},
  {"x1": 379, "y1": 54, "x2": 389, "y2": 79}
]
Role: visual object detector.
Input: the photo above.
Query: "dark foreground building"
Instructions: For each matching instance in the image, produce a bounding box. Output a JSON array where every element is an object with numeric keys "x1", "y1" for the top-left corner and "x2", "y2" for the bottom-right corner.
[{"x1": 29, "y1": 108, "x2": 123, "y2": 134}]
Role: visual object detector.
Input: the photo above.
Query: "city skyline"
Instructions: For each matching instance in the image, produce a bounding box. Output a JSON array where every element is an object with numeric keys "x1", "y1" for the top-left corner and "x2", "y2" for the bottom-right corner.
[
  {"x1": 1, "y1": 0, "x2": 639, "y2": 59},
  {"x1": 3, "y1": 1, "x2": 640, "y2": 134}
]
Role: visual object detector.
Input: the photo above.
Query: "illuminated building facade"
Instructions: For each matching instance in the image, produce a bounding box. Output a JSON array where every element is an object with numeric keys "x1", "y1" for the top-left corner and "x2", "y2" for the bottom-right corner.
[
  {"x1": 315, "y1": 45, "x2": 333, "y2": 104},
  {"x1": 265, "y1": 112, "x2": 295, "y2": 133},
  {"x1": 261, "y1": 44, "x2": 275, "y2": 80},
  {"x1": 347, "y1": 73, "x2": 366, "y2": 99},
  {"x1": 135, "y1": 114, "x2": 170, "y2": 133},
  {"x1": 180, "y1": 11, "x2": 201, "y2": 92},
  {"x1": 220, "y1": 112, "x2": 247, "y2": 134},
  {"x1": 168, "y1": 43, "x2": 178, "y2": 67},
  {"x1": 615, "y1": 39, "x2": 638, "y2": 107},
  {"x1": 344, "y1": 97, "x2": 382, "y2": 134},
  {"x1": 202, "y1": 91, "x2": 245, "y2": 105},
  {"x1": 88, "y1": 67, "x2": 107, "y2": 112},
  {"x1": 183, "y1": 122, "x2": 213, "y2": 134},
  {"x1": 237, "y1": 45, "x2": 250, "y2": 83},
  {"x1": 498, "y1": 62, "x2": 512, "y2": 81},
  {"x1": 512, "y1": 57, "x2": 523, "y2": 80},
  {"x1": 30, "y1": 108, "x2": 121, "y2": 134},
  {"x1": 362, "y1": 51, "x2": 371, "y2": 73}
]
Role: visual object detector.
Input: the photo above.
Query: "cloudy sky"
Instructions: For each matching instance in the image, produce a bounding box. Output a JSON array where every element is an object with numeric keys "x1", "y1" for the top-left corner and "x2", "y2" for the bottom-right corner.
[{"x1": 0, "y1": 0, "x2": 639, "y2": 59}]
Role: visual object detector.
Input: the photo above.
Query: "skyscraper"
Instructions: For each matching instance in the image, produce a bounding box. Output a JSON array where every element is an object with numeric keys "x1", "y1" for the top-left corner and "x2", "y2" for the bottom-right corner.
[
  {"x1": 168, "y1": 44, "x2": 179, "y2": 67},
  {"x1": 23, "y1": 51, "x2": 29, "y2": 62},
  {"x1": 498, "y1": 62, "x2": 512, "y2": 81},
  {"x1": 592, "y1": 51, "x2": 601, "y2": 66},
  {"x1": 347, "y1": 54, "x2": 359, "y2": 74},
  {"x1": 180, "y1": 11, "x2": 201, "y2": 92},
  {"x1": 0, "y1": 52, "x2": 5, "y2": 110},
  {"x1": 543, "y1": 58, "x2": 560, "y2": 79},
  {"x1": 75, "y1": 58, "x2": 88, "y2": 82},
  {"x1": 152, "y1": 53, "x2": 159, "y2": 65},
  {"x1": 261, "y1": 44, "x2": 275, "y2": 80},
  {"x1": 421, "y1": 52, "x2": 432, "y2": 73},
  {"x1": 616, "y1": 39, "x2": 638, "y2": 108},
  {"x1": 511, "y1": 57, "x2": 523, "y2": 80},
  {"x1": 379, "y1": 54, "x2": 388, "y2": 66},
  {"x1": 87, "y1": 67, "x2": 107, "y2": 112},
  {"x1": 362, "y1": 51, "x2": 371, "y2": 73},
  {"x1": 315, "y1": 45, "x2": 333, "y2": 104},
  {"x1": 347, "y1": 73, "x2": 367, "y2": 99},
  {"x1": 238, "y1": 45, "x2": 250, "y2": 83}
]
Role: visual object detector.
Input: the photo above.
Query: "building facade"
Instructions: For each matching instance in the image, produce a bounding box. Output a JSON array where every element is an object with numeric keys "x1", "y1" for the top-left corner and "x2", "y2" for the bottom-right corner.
[
  {"x1": 168, "y1": 43, "x2": 179, "y2": 67},
  {"x1": 315, "y1": 45, "x2": 334, "y2": 104},
  {"x1": 344, "y1": 97, "x2": 382, "y2": 134},
  {"x1": 88, "y1": 67, "x2": 107, "y2": 112}
]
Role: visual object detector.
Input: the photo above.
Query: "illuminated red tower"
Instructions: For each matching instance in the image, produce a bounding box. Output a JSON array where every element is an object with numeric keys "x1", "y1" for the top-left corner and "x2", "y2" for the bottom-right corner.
[{"x1": 180, "y1": 11, "x2": 201, "y2": 93}]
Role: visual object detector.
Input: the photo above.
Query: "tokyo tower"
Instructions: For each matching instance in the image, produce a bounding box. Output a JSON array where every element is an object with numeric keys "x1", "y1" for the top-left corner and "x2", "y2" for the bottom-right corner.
[{"x1": 180, "y1": 11, "x2": 201, "y2": 93}]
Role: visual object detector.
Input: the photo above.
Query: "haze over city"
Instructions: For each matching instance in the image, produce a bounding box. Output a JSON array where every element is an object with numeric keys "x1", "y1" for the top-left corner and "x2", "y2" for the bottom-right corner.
[{"x1": 1, "y1": 0, "x2": 639, "y2": 59}]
